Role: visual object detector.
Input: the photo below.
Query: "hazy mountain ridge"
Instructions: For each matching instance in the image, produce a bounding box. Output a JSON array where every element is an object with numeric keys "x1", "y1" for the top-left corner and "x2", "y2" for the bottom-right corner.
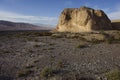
[
  {"x1": 33, "y1": 23, "x2": 55, "y2": 28},
  {"x1": 0, "y1": 20, "x2": 54, "y2": 31}
]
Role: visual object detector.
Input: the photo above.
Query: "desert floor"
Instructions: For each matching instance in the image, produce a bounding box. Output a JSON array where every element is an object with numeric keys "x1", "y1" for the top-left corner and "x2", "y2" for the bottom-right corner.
[{"x1": 0, "y1": 30, "x2": 120, "y2": 80}]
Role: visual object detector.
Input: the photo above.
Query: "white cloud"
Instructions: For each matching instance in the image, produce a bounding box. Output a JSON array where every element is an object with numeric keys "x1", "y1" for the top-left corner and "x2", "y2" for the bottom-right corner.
[
  {"x1": 108, "y1": 11, "x2": 120, "y2": 20},
  {"x1": 107, "y1": 4, "x2": 120, "y2": 20},
  {"x1": 0, "y1": 11, "x2": 58, "y2": 25},
  {"x1": 84, "y1": 2, "x2": 91, "y2": 7}
]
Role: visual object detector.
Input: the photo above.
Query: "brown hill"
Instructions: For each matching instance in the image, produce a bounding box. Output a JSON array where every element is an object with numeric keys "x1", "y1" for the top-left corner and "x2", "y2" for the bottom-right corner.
[
  {"x1": 56, "y1": 6, "x2": 112, "y2": 32},
  {"x1": 0, "y1": 20, "x2": 53, "y2": 31},
  {"x1": 111, "y1": 20, "x2": 120, "y2": 30}
]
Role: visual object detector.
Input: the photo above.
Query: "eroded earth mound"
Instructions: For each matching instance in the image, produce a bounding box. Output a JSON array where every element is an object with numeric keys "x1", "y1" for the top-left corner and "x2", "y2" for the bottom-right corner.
[{"x1": 56, "y1": 6, "x2": 112, "y2": 32}]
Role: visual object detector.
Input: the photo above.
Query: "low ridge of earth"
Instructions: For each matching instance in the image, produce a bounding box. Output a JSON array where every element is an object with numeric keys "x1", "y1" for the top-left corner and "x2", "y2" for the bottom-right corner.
[
  {"x1": 111, "y1": 20, "x2": 120, "y2": 30},
  {"x1": 0, "y1": 30, "x2": 120, "y2": 80}
]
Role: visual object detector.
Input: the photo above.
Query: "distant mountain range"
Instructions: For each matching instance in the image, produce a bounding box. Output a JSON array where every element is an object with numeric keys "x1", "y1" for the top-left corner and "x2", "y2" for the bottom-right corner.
[
  {"x1": 0, "y1": 20, "x2": 54, "y2": 31},
  {"x1": 33, "y1": 23, "x2": 55, "y2": 28}
]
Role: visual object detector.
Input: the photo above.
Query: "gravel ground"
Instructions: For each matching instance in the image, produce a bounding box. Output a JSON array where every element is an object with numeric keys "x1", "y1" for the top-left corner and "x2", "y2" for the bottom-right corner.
[{"x1": 0, "y1": 31, "x2": 120, "y2": 80}]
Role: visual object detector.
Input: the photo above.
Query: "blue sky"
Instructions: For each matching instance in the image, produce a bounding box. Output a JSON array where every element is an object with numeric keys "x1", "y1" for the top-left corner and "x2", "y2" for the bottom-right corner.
[{"x1": 0, "y1": 0, "x2": 120, "y2": 25}]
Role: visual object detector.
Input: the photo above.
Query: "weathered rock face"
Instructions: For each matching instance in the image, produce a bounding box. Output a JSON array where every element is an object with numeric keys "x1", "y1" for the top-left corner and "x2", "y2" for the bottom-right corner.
[{"x1": 56, "y1": 6, "x2": 112, "y2": 32}]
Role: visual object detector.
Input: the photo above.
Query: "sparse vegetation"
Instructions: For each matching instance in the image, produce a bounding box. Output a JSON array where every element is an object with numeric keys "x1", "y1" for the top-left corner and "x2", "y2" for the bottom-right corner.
[
  {"x1": 49, "y1": 43, "x2": 55, "y2": 46},
  {"x1": 0, "y1": 49, "x2": 10, "y2": 53},
  {"x1": 79, "y1": 37, "x2": 87, "y2": 41},
  {"x1": 105, "y1": 37, "x2": 120, "y2": 44},
  {"x1": 25, "y1": 65, "x2": 34, "y2": 69},
  {"x1": 33, "y1": 59, "x2": 39, "y2": 63},
  {"x1": 105, "y1": 70, "x2": 120, "y2": 80},
  {"x1": 48, "y1": 47, "x2": 54, "y2": 50},
  {"x1": 42, "y1": 48, "x2": 47, "y2": 50},
  {"x1": 40, "y1": 56, "x2": 64, "y2": 78},
  {"x1": 27, "y1": 37, "x2": 34, "y2": 41},
  {"x1": 34, "y1": 39, "x2": 39, "y2": 42},
  {"x1": 57, "y1": 61, "x2": 64, "y2": 68},
  {"x1": 40, "y1": 67, "x2": 56, "y2": 78},
  {"x1": 105, "y1": 37, "x2": 114, "y2": 44},
  {"x1": 90, "y1": 38, "x2": 103, "y2": 44},
  {"x1": 33, "y1": 32, "x2": 52, "y2": 36},
  {"x1": 28, "y1": 49, "x2": 34, "y2": 53},
  {"x1": 40, "y1": 59, "x2": 63, "y2": 78},
  {"x1": 76, "y1": 43, "x2": 87, "y2": 48},
  {"x1": 0, "y1": 31, "x2": 52, "y2": 39},
  {"x1": 0, "y1": 30, "x2": 120, "y2": 80},
  {"x1": 34, "y1": 44, "x2": 41, "y2": 47},
  {"x1": 49, "y1": 55, "x2": 56, "y2": 67},
  {"x1": 51, "y1": 33, "x2": 62, "y2": 38},
  {"x1": 17, "y1": 69, "x2": 33, "y2": 77}
]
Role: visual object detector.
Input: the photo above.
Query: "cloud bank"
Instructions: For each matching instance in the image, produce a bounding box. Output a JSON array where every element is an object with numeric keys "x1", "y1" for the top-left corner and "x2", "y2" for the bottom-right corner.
[
  {"x1": 108, "y1": 11, "x2": 120, "y2": 20},
  {"x1": 0, "y1": 11, "x2": 58, "y2": 25},
  {"x1": 107, "y1": 5, "x2": 120, "y2": 20}
]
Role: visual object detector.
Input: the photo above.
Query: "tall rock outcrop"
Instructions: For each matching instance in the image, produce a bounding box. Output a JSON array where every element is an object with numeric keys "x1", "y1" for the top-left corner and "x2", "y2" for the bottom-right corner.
[{"x1": 56, "y1": 6, "x2": 112, "y2": 32}]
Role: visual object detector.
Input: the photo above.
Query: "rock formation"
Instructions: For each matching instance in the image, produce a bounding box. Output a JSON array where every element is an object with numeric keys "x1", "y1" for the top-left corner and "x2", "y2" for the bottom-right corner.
[{"x1": 56, "y1": 6, "x2": 112, "y2": 32}]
